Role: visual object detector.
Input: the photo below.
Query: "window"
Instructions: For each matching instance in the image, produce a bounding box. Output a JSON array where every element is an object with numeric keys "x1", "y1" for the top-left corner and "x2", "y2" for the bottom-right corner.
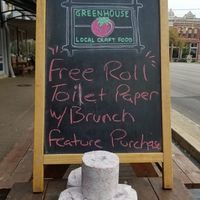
[
  {"x1": 194, "y1": 28, "x2": 198, "y2": 38},
  {"x1": 188, "y1": 29, "x2": 192, "y2": 34},
  {"x1": 190, "y1": 43, "x2": 198, "y2": 59},
  {"x1": 194, "y1": 28, "x2": 198, "y2": 34},
  {"x1": 188, "y1": 29, "x2": 192, "y2": 38},
  {"x1": 191, "y1": 43, "x2": 197, "y2": 48},
  {"x1": 172, "y1": 48, "x2": 179, "y2": 58},
  {"x1": 182, "y1": 27, "x2": 187, "y2": 34},
  {"x1": 190, "y1": 49, "x2": 197, "y2": 58}
]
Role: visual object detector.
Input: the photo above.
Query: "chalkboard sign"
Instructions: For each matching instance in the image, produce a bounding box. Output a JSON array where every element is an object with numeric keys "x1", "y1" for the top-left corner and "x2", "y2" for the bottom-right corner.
[{"x1": 33, "y1": 0, "x2": 172, "y2": 192}]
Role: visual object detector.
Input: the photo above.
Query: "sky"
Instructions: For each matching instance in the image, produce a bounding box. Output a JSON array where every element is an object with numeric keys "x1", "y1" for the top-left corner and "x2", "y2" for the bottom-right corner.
[{"x1": 168, "y1": 0, "x2": 200, "y2": 18}]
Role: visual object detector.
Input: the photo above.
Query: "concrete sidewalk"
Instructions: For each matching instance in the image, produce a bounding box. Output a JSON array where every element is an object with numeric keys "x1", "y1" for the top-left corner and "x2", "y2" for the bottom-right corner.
[{"x1": 0, "y1": 75, "x2": 34, "y2": 161}]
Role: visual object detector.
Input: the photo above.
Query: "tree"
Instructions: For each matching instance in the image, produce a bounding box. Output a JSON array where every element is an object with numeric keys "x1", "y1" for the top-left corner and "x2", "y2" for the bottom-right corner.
[
  {"x1": 169, "y1": 27, "x2": 185, "y2": 48},
  {"x1": 169, "y1": 27, "x2": 185, "y2": 61}
]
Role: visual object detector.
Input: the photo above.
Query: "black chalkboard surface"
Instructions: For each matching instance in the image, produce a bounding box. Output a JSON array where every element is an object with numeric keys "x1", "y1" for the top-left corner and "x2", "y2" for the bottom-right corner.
[{"x1": 45, "y1": 0, "x2": 162, "y2": 154}]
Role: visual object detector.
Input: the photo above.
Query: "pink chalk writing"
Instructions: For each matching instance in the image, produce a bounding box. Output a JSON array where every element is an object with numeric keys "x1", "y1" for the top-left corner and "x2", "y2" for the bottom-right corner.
[
  {"x1": 48, "y1": 58, "x2": 94, "y2": 82},
  {"x1": 144, "y1": 50, "x2": 157, "y2": 68},
  {"x1": 48, "y1": 45, "x2": 60, "y2": 55},
  {"x1": 69, "y1": 106, "x2": 135, "y2": 125},
  {"x1": 115, "y1": 84, "x2": 159, "y2": 105},
  {"x1": 104, "y1": 60, "x2": 148, "y2": 81},
  {"x1": 50, "y1": 82, "x2": 158, "y2": 106},
  {"x1": 143, "y1": 64, "x2": 148, "y2": 81},
  {"x1": 145, "y1": 51, "x2": 152, "y2": 58},
  {"x1": 134, "y1": 64, "x2": 138, "y2": 80},
  {"x1": 46, "y1": 54, "x2": 162, "y2": 152},
  {"x1": 50, "y1": 107, "x2": 67, "y2": 128},
  {"x1": 51, "y1": 83, "x2": 70, "y2": 103},
  {"x1": 110, "y1": 129, "x2": 161, "y2": 151},
  {"x1": 51, "y1": 83, "x2": 107, "y2": 104},
  {"x1": 49, "y1": 129, "x2": 103, "y2": 149}
]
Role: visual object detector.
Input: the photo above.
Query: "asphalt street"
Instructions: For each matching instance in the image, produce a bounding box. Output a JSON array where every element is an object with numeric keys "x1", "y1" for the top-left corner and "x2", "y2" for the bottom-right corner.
[{"x1": 170, "y1": 62, "x2": 200, "y2": 126}]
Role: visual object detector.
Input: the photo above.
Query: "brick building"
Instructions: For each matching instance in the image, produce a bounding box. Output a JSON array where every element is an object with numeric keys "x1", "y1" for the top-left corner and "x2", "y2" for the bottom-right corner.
[{"x1": 169, "y1": 9, "x2": 200, "y2": 62}]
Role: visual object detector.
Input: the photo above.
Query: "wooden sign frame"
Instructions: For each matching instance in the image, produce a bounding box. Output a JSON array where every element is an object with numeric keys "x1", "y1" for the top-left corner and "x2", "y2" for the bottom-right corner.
[{"x1": 33, "y1": 0, "x2": 172, "y2": 192}]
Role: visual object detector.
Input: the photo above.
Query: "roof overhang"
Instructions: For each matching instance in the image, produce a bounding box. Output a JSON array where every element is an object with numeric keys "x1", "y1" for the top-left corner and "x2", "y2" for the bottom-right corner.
[{"x1": 4, "y1": 0, "x2": 36, "y2": 13}]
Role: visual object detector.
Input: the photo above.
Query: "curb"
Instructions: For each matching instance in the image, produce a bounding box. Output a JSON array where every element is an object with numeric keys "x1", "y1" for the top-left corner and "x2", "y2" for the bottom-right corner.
[{"x1": 171, "y1": 109, "x2": 200, "y2": 163}]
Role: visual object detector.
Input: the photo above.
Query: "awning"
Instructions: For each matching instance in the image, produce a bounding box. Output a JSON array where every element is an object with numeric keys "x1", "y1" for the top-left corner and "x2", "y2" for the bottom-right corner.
[{"x1": 4, "y1": 0, "x2": 36, "y2": 13}]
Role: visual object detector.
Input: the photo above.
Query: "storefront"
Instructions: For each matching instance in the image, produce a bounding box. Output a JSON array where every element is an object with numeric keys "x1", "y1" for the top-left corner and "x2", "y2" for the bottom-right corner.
[
  {"x1": 0, "y1": 0, "x2": 35, "y2": 77},
  {"x1": 9, "y1": 19, "x2": 35, "y2": 75}
]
